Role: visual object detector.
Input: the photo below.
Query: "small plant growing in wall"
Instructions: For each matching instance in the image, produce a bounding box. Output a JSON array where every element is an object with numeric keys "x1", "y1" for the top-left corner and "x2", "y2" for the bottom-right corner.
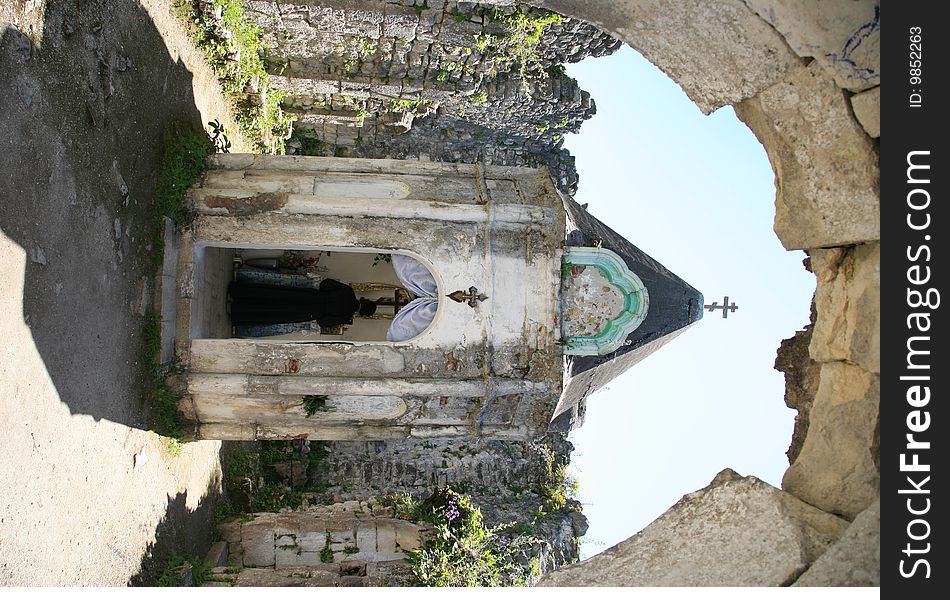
[
  {"x1": 359, "y1": 39, "x2": 377, "y2": 56},
  {"x1": 534, "y1": 443, "x2": 579, "y2": 512},
  {"x1": 388, "y1": 98, "x2": 433, "y2": 115},
  {"x1": 474, "y1": 32, "x2": 492, "y2": 53},
  {"x1": 320, "y1": 540, "x2": 334, "y2": 563},
  {"x1": 301, "y1": 395, "x2": 334, "y2": 416},
  {"x1": 379, "y1": 492, "x2": 416, "y2": 519},
  {"x1": 486, "y1": 7, "x2": 566, "y2": 93},
  {"x1": 561, "y1": 260, "x2": 573, "y2": 279},
  {"x1": 156, "y1": 553, "x2": 214, "y2": 586},
  {"x1": 343, "y1": 58, "x2": 361, "y2": 79}
]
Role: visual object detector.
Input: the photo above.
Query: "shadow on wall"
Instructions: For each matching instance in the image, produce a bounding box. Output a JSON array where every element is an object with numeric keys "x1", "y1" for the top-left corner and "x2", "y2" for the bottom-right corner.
[
  {"x1": 0, "y1": 0, "x2": 206, "y2": 427},
  {"x1": 129, "y1": 475, "x2": 225, "y2": 586}
]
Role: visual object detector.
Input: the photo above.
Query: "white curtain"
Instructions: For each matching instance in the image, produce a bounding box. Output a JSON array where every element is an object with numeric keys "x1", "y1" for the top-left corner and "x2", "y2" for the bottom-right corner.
[{"x1": 387, "y1": 254, "x2": 438, "y2": 341}]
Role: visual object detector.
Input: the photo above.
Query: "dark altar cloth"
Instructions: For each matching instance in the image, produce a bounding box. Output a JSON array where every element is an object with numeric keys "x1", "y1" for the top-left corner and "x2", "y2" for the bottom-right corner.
[{"x1": 228, "y1": 278, "x2": 359, "y2": 327}]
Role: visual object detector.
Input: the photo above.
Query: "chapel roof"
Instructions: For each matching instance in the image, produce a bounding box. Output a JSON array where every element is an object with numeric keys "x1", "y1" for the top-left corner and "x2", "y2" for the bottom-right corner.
[{"x1": 550, "y1": 194, "x2": 704, "y2": 432}]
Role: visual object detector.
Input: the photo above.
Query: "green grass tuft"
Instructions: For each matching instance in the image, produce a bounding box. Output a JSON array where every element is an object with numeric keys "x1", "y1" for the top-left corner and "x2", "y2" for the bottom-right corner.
[
  {"x1": 301, "y1": 394, "x2": 334, "y2": 416},
  {"x1": 142, "y1": 310, "x2": 185, "y2": 441},
  {"x1": 149, "y1": 127, "x2": 215, "y2": 270},
  {"x1": 156, "y1": 553, "x2": 214, "y2": 586}
]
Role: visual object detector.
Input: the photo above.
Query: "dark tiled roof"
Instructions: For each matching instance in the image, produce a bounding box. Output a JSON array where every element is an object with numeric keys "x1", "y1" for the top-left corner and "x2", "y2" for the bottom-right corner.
[{"x1": 551, "y1": 195, "x2": 704, "y2": 431}]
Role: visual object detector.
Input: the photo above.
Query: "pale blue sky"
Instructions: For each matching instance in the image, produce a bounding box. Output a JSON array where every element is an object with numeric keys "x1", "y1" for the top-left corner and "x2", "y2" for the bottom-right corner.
[{"x1": 562, "y1": 46, "x2": 816, "y2": 559}]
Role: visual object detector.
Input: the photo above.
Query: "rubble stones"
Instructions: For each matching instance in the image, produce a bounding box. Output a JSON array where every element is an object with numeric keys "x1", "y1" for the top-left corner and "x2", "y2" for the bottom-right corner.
[
  {"x1": 774, "y1": 314, "x2": 820, "y2": 464},
  {"x1": 794, "y1": 498, "x2": 881, "y2": 586},
  {"x1": 538, "y1": 470, "x2": 848, "y2": 586},
  {"x1": 233, "y1": 1, "x2": 619, "y2": 193}
]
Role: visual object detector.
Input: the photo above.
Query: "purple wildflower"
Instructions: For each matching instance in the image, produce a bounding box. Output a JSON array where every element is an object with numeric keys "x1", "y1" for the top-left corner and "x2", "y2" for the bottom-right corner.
[{"x1": 446, "y1": 497, "x2": 460, "y2": 523}]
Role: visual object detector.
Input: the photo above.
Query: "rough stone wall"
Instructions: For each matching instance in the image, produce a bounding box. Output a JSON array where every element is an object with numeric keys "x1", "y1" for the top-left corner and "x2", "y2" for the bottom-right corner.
[
  {"x1": 214, "y1": 501, "x2": 423, "y2": 586},
  {"x1": 521, "y1": 0, "x2": 881, "y2": 586},
  {"x1": 308, "y1": 433, "x2": 586, "y2": 573},
  {"x1": 228, "y1": 0, "x2": 620, "y2": 192},
  {"x1": 312, "y1": 439, "x2": 537, "y2": 501}
]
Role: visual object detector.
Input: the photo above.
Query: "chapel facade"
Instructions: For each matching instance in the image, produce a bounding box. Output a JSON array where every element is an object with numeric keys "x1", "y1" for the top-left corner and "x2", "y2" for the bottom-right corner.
[{"x1": 171, "y1": 154, "x2": 702, "y2": 441}]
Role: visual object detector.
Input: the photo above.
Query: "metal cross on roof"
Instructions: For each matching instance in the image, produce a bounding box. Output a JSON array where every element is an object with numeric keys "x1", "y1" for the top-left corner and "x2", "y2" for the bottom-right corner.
[{"x1": 704, "y1": 296, "x2": 738, "y2": 319}]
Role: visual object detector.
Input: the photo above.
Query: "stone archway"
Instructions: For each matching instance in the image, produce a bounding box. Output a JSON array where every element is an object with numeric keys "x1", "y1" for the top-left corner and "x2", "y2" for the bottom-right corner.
[{"x1": 513, "y1": 0, "x2": 881, "y2": 586}]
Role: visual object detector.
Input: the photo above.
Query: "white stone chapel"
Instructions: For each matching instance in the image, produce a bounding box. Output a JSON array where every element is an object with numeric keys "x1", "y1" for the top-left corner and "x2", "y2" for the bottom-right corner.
[{"x1": 170, "y1": 154, "x2": 702, "y2": 441}]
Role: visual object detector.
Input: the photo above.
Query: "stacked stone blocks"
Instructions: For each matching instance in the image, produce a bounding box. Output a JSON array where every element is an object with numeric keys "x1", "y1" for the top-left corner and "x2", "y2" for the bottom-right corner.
[
  {"x1": 218, "y1": 501, "x2": 425, "y2": 572},
  {"x1": 233, "y1": 0, "x2": 620, "y2": 191}
]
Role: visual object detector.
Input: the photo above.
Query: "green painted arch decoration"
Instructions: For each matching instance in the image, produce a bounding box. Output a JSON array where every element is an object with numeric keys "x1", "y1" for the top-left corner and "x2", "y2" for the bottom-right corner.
[{"x1": 562, "y1": 247, "x2": 650, "y2": 356}]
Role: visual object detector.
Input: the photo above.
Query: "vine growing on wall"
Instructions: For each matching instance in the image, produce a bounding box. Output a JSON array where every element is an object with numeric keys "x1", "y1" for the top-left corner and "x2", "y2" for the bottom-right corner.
[{"x1": 480, "y1": 7, "x2": 565, "y2": 90}]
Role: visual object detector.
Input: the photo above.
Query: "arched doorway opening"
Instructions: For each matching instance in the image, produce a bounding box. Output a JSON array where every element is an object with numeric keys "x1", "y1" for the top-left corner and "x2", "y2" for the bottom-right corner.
[{"x1": 190, "y1": 244, "x2": 440, "y2": 344}]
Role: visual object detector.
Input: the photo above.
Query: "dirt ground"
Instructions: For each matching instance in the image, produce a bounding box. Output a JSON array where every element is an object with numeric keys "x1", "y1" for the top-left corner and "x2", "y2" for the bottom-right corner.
[{"x1": 0, "y1": 0, "x2": 247, "y2": 586}]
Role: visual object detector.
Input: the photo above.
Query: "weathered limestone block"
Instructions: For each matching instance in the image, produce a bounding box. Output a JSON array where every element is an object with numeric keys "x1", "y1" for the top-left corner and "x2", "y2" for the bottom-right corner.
[
  {"x1": 206, "y1": 541, "x2": 229, "y2": 567},
  {"x1": 271, "y1": 512, "x2": 327, "y2": 536},
  {"x1": 297, "y1": 531, "x2": 328, "y2": 552},
  {"x1": 536, "y1": 0, "x2": 801, "y2": 113},
  {"x1": 356, "y1": 525, "x2": 376, "y2": 552},
  {"x1": 241, "y1": 517, "x2": 278, "y2": 567},
  {"x1": 809, "y1": 243, "x2": 880, "y2": 372},
  {"x1": 235, "y1": 567, "x2": 341, "y2": 586},
  {"x1": 783, "y1": 362, "x2": 879, "y2": 519},
  {"x1": 794, "y1": 497, "x2": 880, "y2": 586},
  {"x1": 276, "y1": 545, "x2": 308, "y2": 568},
  {"x1": 744, "y1": 0, "x2": 880, "y2": 92},
  {"x1": 217, "y1": 518, "x2": 242, "y2": 543},
  {"x1": 393, "y1": 521, "x2": 423, "y2": 551},
  {"x1": 538, "y1": 469, "x2": 847, "y2": 586},
  {"x1": 376, "y1": 523, "x2": 397, "y2": 553},
  {"x1": 735, "y1": 63, "x2": 880, "y2": 249},
  {"x1": 227, "y1": 542, "x2": 244, "y2": 566},
  {"x1": 850, "y1": 86, "x2": 880, "y2": 138}
]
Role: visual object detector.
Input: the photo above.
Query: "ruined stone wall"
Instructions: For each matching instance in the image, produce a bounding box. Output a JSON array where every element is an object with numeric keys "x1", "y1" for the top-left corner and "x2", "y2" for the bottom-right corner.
[
  {"x1": 307, "y1": 433, "x2": 585, "y2": 573},
  {"x1": 229, "y1": 0, "x2": 620, "y2": 192}
]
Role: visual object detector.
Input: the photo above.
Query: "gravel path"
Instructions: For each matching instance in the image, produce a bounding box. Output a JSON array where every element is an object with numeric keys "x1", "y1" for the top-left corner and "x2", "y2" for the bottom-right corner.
[{"x1": 1, "y1": 0, "x2": 247, "y2": 585}]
